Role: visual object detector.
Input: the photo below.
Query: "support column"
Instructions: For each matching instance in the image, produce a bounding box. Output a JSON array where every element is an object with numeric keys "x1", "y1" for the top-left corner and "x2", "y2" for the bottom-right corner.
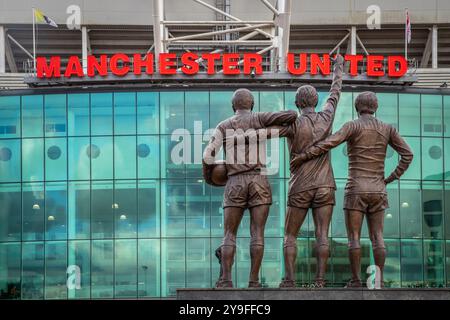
[
  {"x1": 276, "y1": 0, "x2": 292, "y2": 72},
  {"x1": 350, "y1": 26, "x2": 357, "y2": 55},
  {"x1": 432, "y1": 25, "x2": 438, "y2": 69},
  {"x1": 81, "y1": 26, "x2": 89, "y2": 74},
  {"x1": 153, "y1": 0, "x2": 166, "y2": 71},
  {"x1": 0, "y1": 25, "x2": 5, "y2": 73}
]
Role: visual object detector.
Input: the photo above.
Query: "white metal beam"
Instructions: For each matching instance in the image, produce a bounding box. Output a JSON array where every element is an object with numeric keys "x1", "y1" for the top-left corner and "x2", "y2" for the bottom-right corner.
[
  {"x1": 167, "y1": 24, "x2": 271, "y2": 42},
  {"x1": 82, "y1": 26, "x2": 89, "y2": 74},
  {"x1": 420, "y1": 28, "x2": 433, "y2": 68},
  {"x1": 0, "y1": 26, "x2": 5, "y2": 73},
  {"x1": 192, "y1": 0, "x2": 272, "y2": 39},
  {"x1": 432, "y1": 25, "x2": 438, "y2": 69},
  {"x1": 260, "y1": 0, "x2": 279, "y2": 16},
  {"x1": 153, "y1": 0, "x2": 166, "y2": 70},
  {"x1": 276, "y1": 0, "x2": 292, "y2": 72},
  {"x1": 350, "y1": 26, "x2": 357, "y2": 55},
  {"x1": 4, "y1": 31, "x2": 17, "y2": 73}
]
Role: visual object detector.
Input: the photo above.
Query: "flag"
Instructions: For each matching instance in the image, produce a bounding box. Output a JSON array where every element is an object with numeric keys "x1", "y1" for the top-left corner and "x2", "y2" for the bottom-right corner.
[
  {"x1": 34, "y1": 9, "x2": 58, "y2": 28},
  {"x1": 406, "y1": 9, "x2": 411, "y2": 44}
]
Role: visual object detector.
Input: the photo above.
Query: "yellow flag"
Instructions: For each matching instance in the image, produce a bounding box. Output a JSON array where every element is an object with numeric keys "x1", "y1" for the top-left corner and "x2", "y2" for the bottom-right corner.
[{"x1": 34, "y1": 9, "x2": 58, "y2": 28}]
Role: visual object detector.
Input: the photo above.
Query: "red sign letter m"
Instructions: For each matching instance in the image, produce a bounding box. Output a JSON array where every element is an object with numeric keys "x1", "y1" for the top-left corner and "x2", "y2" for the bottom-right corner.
[{"x1": 36, "y1": 57, "x2": 61, "y2": 78}]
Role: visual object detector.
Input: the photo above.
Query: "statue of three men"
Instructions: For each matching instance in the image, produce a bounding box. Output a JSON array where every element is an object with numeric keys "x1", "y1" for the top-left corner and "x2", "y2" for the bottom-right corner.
[{"x1": 203, "y1": 54, "x2": 414, "y2": 288}]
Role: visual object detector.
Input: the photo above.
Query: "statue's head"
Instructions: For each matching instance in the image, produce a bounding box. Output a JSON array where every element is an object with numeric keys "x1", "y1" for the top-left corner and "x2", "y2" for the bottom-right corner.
[
  {"x1": 295, "y1": 85, "x2": 319, "y2": 110},
  {"x1": 355, "y1": 91, "x2": 378, "y2": 115},
  {"x1": 232, "y1": 88, "x2": 254, "y2": 112}
]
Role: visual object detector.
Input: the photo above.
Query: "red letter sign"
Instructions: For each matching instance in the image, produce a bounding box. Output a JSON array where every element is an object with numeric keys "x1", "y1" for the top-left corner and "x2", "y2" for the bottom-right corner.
[
  {"x1": 243, "y1": 53, "x2": 263, "y2": 75},
  {"x1": 388, "y1": 56, "x2": 407, "y2": 77},
  {"x1": 181, "y1": 52, "x2": 199, "y2": 75},
  {"x1": 65, "y1": 56, "x2": 84, "y2": 78},
  {"x1": 287, "y1": 53, "x2": 307, "y2": 75},
  {"x1": 133, "y1": 53, "x2": 154, "y2": 75},
  {"x1": 110, "y1": 53, "x2": 130, "y2": 76},
  {"x1": 87, "y1": 55, "x2": 108, "y2": 77},
  {"x1": 36, "y1": 56, "x2": 61, "y2": 78},
  {"x1": 367, "y1": 55, "x2": 385, "y2": 77}
]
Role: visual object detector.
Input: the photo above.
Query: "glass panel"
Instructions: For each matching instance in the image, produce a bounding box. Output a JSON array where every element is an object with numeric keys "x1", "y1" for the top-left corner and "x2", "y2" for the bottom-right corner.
[
  {"x1": 331, "y1": 142, "x2": 348, "y2": 179},
  {"x1": 45, "y1": 94, "x2": 66, "y2": 137},
  {"x1": 210, "y1": 91, "x2": 233, "y2": 128},
  {"x1": 22, "y1": 95, "x2": 43, "y2": 137},
  {"x1": 185, "y1": 91, "x2": 209, "y2": 132},
  {"x1": 385, "y1": 181, "x2": 400, "y2": 238},
  {"x1": 0, "y1": 242, "x2": 21, "y2": 299},
  {"x1": 260, "y1": 237, "x2": 283, "y2": 287},
  {"x1": 161, "y1": 239, "x2": 185, "y2": 297},
  {"x1": 160, "y1": 92, "x2": 184, "y2": 134},
  {"x1": 68, "y1": 181, "x2": 90, "y2": 239},
  {"x1": 235, "y1": 237, "x2": 251, "y2": 288},
  {"x1": 401, "y1": 137, "x2": 421, "y2": 180},
  {"x1": 211, "y1": 183, "x2": 224, "y2": 237},
  {"x1": 422, "y1": 137, "x2": 443, "y2": 180},
  {"x1": 138, "y1": 239, "x2": 160, "y2": 298},
  {"x1": 45, "y1": 138, "x2": 67, "y2": 181},
  {"x1": 186, "y1": 180, "x2": 210, "y2": 237},
  {"x1": 68, "y1": 240, "x2": 90, "y2": 299},
  {"x1": 91, "y1": 136, "x2": 113, "y2": 180},
  {"x1": 424, "y1": 240, "x2": 445, "y2": 287},
  {"x1": 399, "y1": 94, "x2": 420, "y2": 136},
  {"x1": 114, "y1": 92, "x2": 136, "y2": 135},
  {"x1": 0, "y1": 183, "x2": 21, "y2": 241},
  {"x1": 444, "y1": 138, "x2": 450, "y2": 180},
  {"x1": 0, "y1": 139, "x2": 20, "y2": 182},
  {"x1": 422, "y1": 181, "x2": 444, "y2": 239},
  {"x1": 186, "y1": 135, "x2": 205, "y2": 178},
  {"x1": 260, "y1": 91, "x2": 284, "y2": 112},
  {"x1": 114, "y1": 180, "x2": 137, "y2": 238},
  {"x1": 68, "y1": 93, "x2": 89, "y2": 136},
  {"x1": 399, "y1": 181, "x2": 422, "y2": 238},
  {"x1": 22, "y1": 183, "x2": 45, "y2": 241},
  {"x1": 161, "y1": 135, "x2": 185, "y2": 178},
  {"x1": 114, "y1": 136, "x2": 136, "y2": 179},
  {"x1": 0, "y1": 96, "x2": 20, "y2": 138},
  {"x1": 91, "y1": 181, "x2": 113, "y2": 239},
  {"x1": 161, "y1": 180, "x2": 185, "y2": 237},
  {"x1": 115, "y1": 239, "x2": 137, "y2": 298},
  {"x1": 68, "y1": 137, "x2": 90, "y2": 180},
  {"x1": 21, "y1": 242, "x2": 44, "y2": 299},
  {"x1": 444, "y1": 96, "x2": 450, "y2": 137},
  {"x1": 137, "y1": 92, "x2": 159, "y2": 134},
  {"x1": 294, "y1": 238, "x2": 310, "y2": 286},
  {"x1": 186, "y1": 238, "x2": 210, "y2": 288},
  {"x1": 401, "y1": 239, "x2": 423, "y2": 287},
  {"x1": 138, "y1": 180, "x2": 160, "y2": 238},
  {"x1": 45, "y1": 241, "x2": 67, "y2": 299},
  {"x1": 331, "y1": 179, "x2": 347, "y2": 238},
  {"x1": 422, "y1": 94, "x2": 443, "y2": 137},
  {"x1": 265, "y1": 179, "x2": 285, "y2": 237},
  {"x1": 376, "y1": 93, "x2": 398, "y2": 129},
  {"x1": 284, "y1": 91, "x2": 296, "y2": 111},
  {"x1": 45, "y1": 182, "x2": 67, "y2": 240},
  {"x1": 384, "y1": 239, "x2": 401, "y2": 288},
  {"x1": 91, "y1": 240, "x2": 113, "y2": 298},
  {"x1": 91, "y1": 93, "x2": 112, "y2": 136},
  {"x1": 22, "y1": 138, "x2": 44, "y2": 182},
  {"x1": 333, "y1": 92, "x2": 354, "y2": 131},
  {"x1": 137, "y1": 135, "x2": 160, "y2": 179},
  {"x1": 445, "y1": 182, "x2": 450, "y2": 239}
]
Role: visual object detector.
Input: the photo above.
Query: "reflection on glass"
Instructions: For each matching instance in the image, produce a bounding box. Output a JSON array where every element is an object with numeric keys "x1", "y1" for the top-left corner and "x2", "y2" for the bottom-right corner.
[
  {"x1": 91, "y1": 93, "x2": 112, "y2": 136},
  {"x1": 399, "y1": 181, "x2": 422, "y2": 238},
  {"x1": 45, "y1": 138, "x2": 67, "y2": 181},
  {"x1": 68, "y1": 94, "x2": 89, "y2": 136},
  {"x1": 0, "y1": 243, "x2": 20, "y2": 299},
  {"x1": 114, "y1": 136, "x2": 136, "y2": 179},
  {"x1": 68, "y1": 240, "x2": 90, "y2": 299},
  {"x1": 115, "y1": 239, "x2": 137, "y2": 298},
  {"x1": 45, "y1": 241, "x2": 67, "y2": 299},
  {"x1": 137, "y1": 92, "x2": 159, "y2": 134},
  {"x1": 68, "y1": 181, "x2": 90, "y2": 239},
  {"x1": 0, "y1": 184, "x2": 21, "y2": 241},
  {"x1": 22, "y1": 183, "x2": 45, "y2": 241},
  {"x1": 424, "y1": 240, "x2": 445, "y2": 287},
  {"x1": 22, "y1": 95, "x2": 43, "y2": 137},
  {"x1": 186, "y1": 180, "x2": 210, "y2": 237},
  {"x1": 422, "y1": 94, "x2": 443, "y2": 137},
  {"x1": 91, "y1": 181, "x2": 113, "y2": 239},
  {"x1": 422, "y1": 181, "x2": 443, "y2": 239},
  {"x1": 0, "y1": 139, "x2": 20, "y2": 182},
  {"x1": 0, "y1": 96, "x2": 20, "y2": 138},
  {"x1": 401, "y1": 240, "x2": 424, "y2": 287},
  {"x1": 22, "y1": 242, "x2": 44, "y2": 299},
  {"x1": 138, "y1": 239, "x2": 160, "y2": 298},
  {"x1": 399, "y1": 94, "x2": 420, "y2": 136},
  {"x1": 114, "y1": 92, "x2": 136, "y2": 135},
  {"x1": 161, "y1": 180, "x2": 185, "y2": 237},
  {"x1": 115, "y1": 181, "x2": 137, "y2": 238},
  {"x1": 45, "y1": 182, "x2": 67, "y2": 240},
  {"x1": 161, "y1": 239, "x2": 185, "y2": 296},
  {"x1": 45, "y1": 94, "x2": 66, "y2": 137},
  {"x1": 22, "y1": 138, "x2": 44, "y2": 182},
  {"x1": 68, "y1": 137, "x2": 90, "y2": 180},
  {"x1": 186, "y1": 238, "x2": 210, "y2": 288},
  {"x1": 91, "y1": 240, "x2": 113, "y2": 298},
  {"x1": 161, "y1": 92, "x2": 184, "y2": 134}
]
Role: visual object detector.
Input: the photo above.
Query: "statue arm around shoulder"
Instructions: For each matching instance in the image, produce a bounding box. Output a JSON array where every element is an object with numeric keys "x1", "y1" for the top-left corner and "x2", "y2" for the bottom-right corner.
[{"x1": 323, "y1": 54, "x2": 344, "y2": 113}]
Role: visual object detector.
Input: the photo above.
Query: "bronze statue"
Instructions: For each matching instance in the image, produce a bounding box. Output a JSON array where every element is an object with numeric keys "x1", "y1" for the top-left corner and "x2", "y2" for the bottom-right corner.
[
  {"x1": 269, "y1": 54, "x2": 344, "y2": 288},
  {"x1": 203, "y1": 88, "x2": 297, "y2": 288},
  {"x1": 291, "y1": 91, "x2": 413, "y2": 287}
]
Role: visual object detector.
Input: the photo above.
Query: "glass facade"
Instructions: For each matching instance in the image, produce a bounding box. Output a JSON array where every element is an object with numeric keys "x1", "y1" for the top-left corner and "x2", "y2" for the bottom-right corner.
[{"x1": 1, "y1": 89, "x2": 450, "y2": 299}]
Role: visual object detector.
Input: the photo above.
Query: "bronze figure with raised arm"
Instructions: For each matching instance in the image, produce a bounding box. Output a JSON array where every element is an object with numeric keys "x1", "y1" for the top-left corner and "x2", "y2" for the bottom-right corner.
[
  {"x1": 203, "y1": 88, "x2": 297, "y2": 288},
  {"x1": 275, "y1": 54, "x2": 344, "y2": 288},
  {"x1": 291, "y1": 91, "x2": 413, "y2": 287}
]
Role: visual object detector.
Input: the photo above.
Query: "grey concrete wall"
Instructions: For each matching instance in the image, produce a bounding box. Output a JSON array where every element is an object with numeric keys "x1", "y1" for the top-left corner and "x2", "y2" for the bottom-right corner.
[{"x1": 0, "y1": 0, "x2": 449, "y2": 25}]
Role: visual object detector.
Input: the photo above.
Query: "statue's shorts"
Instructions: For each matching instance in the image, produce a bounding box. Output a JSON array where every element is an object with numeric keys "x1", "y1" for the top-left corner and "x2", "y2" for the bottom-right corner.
[
  {"x1": 222, "y1": 174, "x2": 272, "y2": 209},
  {"x1": 288, "y1": 187, "x2": 335, "y2": 209},
  {"x1": 344, "y1": 193, "x2": 389, "y2": 213}
]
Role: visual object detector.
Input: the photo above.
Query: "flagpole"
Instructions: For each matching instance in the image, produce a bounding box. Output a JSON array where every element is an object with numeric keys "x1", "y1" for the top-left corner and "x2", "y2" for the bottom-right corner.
[
  {"x1": 32, "y1": 7, "x2": 36, "y2": 73},
  {"x1": 405, "y1": 8, "x2": 408, "y2": 61}
]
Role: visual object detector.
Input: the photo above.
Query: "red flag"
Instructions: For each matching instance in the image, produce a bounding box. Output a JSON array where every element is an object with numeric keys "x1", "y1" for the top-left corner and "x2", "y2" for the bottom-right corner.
[{"x1": 406, "y1": 9, "x2": 411, "y2": 44}]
